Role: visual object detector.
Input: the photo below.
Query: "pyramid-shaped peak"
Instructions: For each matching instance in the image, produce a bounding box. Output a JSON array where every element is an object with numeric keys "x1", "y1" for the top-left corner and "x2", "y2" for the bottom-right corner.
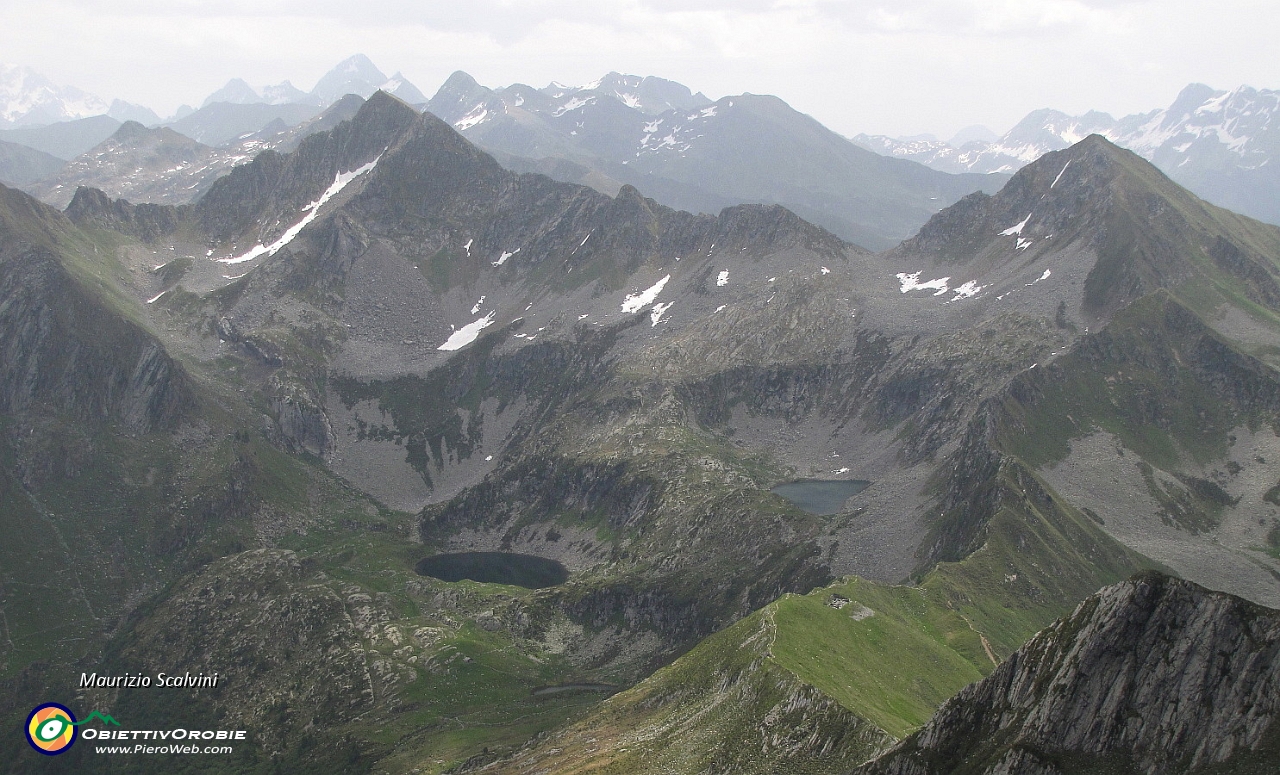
[
  {"x1": 355, "y1": 90, "x2": 420, "y2": 123},
  {"x1": 440, "y1": 71, "x2": 484, "y2": 92},
  {"x1": 426, "y1": 72, "x2": 496, "y2": 124},
  {"x1": 1168, "y1": 82, "x2": 1223, "y2": 116},
  {"x1": 896, "y1": 132, "x2": 1280, "y2": 317},
  {"x1": 202, "y1": 77, "x2": 261, "y2": 108},
  {"x1": 334, "y1": 54, "x2": 384, "y2": 79},
  {"x1": 110, "y1": 120, "x2": 151, "y2": 141},
  {"x1": 311, "y1": 55, "x2": 390, "y2": 104}
]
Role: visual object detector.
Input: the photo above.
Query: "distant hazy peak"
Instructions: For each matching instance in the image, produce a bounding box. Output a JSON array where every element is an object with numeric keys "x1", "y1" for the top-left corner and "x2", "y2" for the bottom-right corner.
[
  {"x1": 201, "y1": 78, "x2": 261, "y2": 108},
  {"x1": 379, "y1": 72, "x2": 428, "y2": 105},
  {"x1": 107, "y1": 98, "x2": 161, "y2": 126},
  {"x1": 262, "y1": 80, "x2": 318, "y2": 106},
  {"x1": 948, "y1": 124, "x2": 998, "y2": 146},
  {"x1": 311, "y1": 54, "x2": 389, "y2": 104}
]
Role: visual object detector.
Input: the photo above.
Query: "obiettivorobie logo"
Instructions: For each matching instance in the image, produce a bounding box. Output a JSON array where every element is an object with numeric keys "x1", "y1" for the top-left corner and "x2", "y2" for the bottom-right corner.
[
  {"x1": 24, "y1": 704, "x2": 120, "y2": 755},
  {"x1": 24, "y1": 704, "x2": 246, "y2": 757}
]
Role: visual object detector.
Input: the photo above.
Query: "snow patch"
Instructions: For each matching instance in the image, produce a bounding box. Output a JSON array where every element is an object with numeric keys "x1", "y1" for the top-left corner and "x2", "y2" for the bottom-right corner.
[
  {"x1": 492, "y1": 248, "x2": 520, "y2": 267},
  {"x1": 1016, "y1": 237, "x2": 1032, "y2": 250},
  {"x1": 463, "y1": 238, "x2": 473, "y2": 256},
  {"x1": 218, "y1": 155, "x2": 381, "y2": 265},
  {"x1": 437, "y1": 311, "x2": 496, "y2": 351},
  {"x1": 471, "y1": 296, "x2": 486, "y2": 314},
  {"x1": 455, "y1": 106, "x2": 488, "y2": 131},
  {"x1": 896, "y1": 271, "x2": 950, "y2": 295},
  {"x1": 1051, "y1": 161, "x2": 1071, "y2": 188},
  {"x1": 1027, "y1": 269, "x2": 1051, "y2": 286},
  {"x1": 820, "y1": 266, "x2": 831, "y2": 275},
  {"x1": 714, "y1": 305, "x2": 726, "y2": 313},
  {"x1": 146, "y1": 290, "x2": 167, "y2": 304},
  {"x1": 621, "y1": 274, "x2": 671, "y2": 314},
  {"x1": 716, "y1": 270, "x2": 729, "y2": 286},
  {"x1": 650, "y1": 302, "x2": 673, "y2": 326},
  {"x1": 1000, "y1": 214, "x2": 1031, "y2": 236},
  {"x1": 949, "y1": 281, "x2": 983, "y2": 300},
  {"x1": 552, "y1": 96, "x2": 592, "y2": 116}
]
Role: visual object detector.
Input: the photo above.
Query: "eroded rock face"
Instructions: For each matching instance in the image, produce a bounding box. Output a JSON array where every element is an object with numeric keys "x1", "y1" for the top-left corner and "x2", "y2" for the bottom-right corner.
[
  {"x1": 0, "y1": 187, "x2": 193, "y2": 434},
  {"x1": 856, "y1": 573, "x2": 1280, "y2": 775},
  {"x1": 101, "y1": 549, "x2": 374, "y2": 752}
]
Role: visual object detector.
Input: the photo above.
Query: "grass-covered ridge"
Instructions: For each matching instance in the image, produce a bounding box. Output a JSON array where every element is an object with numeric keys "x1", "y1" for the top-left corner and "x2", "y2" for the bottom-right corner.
[{"x1": 481, "y1": 456, "x2": 1153, "y2": 773}]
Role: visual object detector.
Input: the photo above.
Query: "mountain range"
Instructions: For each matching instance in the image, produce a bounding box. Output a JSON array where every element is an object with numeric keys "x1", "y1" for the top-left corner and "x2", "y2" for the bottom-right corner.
[
  {"x1": 0, "y1": 77, "x2": 1279, "y2": 775},
  {"x1": 422, "y1": 71, "x2": 1005, "y2": 250},
  {"x1": 199, "y1": 54, "x2": 428, "y2": 111},
  {"x1": 2, "y1": 65, "x2": 1010, "y2": 253},
  {"x1": 855, "y1": 83, "x2": 1280, "y2": 228}
]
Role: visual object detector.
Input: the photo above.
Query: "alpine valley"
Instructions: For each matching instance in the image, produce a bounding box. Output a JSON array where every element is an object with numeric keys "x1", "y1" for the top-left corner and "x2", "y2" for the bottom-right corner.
[{"x1": 0, "y1": 62, "x2": 1279, "y2": 775}]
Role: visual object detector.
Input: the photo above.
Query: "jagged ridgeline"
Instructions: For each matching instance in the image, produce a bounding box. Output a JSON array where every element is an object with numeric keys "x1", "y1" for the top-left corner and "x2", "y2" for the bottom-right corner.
[{"x1": 0, "y1": 87, "x2": 1278, "y2": 775}]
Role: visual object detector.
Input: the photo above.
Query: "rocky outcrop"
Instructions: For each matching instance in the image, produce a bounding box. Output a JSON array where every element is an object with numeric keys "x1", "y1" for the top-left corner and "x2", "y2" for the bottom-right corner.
[
  {"x1": 855, "y1": 573, "x2": 1280, "y2": 775},
  {"x1": 194, "y1": 90, "x2": 420, "y2": 244},
  {"x1": 65, "y1": 185, "x2": 187, "y2": 241},
  {"x1": 100, "y1": 550, "x2": 374, "y2": 753},
  {"x1": 0, "y1": 185, "x2": 192, "y2": 433}
]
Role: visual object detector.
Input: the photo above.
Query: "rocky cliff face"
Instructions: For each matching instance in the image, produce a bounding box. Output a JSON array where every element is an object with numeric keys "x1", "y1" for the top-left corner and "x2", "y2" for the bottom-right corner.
[
  {"x1": 0, "y1": 184, "x2": 192, "y2": 434},
  {"x1": 855, "y1": 573, "x2": 1280, "y2": 775}
]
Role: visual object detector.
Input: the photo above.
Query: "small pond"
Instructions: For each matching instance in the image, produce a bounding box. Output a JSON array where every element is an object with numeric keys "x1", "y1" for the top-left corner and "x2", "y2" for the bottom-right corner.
[
  {"x1": 415, "y1": 552, "x2": 569, "y2": 589},
  {"x1": 771, "y1": 479, "x2": 871, "y2": 515}
]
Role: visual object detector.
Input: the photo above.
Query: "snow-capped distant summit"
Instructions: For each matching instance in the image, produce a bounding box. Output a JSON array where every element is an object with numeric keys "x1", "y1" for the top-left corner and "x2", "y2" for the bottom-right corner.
[
  {"x1": 856, "y1": 83, "x2": 1278, "y2": 175},
  {"x1": 0, "y1": 63, "x2": 109, "y2": 127},
  {"x1": 380, "y1": 72, "x2": 427, "y2": 106},
  {"x1": 424, "y1": 70, "x2": 1002, "y2": 251},
  {"x1": 426, "y1": 70, "x2": 713, "y2": 136},
  {"x1": 853, "y1": 83, "x2": 1280, "y2": 227},
  {"x1": 545, "y1": 72, "x2": 711, "y2": 115}
]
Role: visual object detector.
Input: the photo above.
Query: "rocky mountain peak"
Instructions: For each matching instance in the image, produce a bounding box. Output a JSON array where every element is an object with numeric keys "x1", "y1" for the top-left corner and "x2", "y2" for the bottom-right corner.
[
  {"x1": 586, "y1": 72, "x2": 712, "y2": 114},
  {"x1": 427, "y1": 70, "x2": 495, "y2": 124},
  {"x1": 1167, "y1": 81, "x2": 1222, "y2": 119},
  {"x1": 190, "y1": 89, "x2": 418, "y2": 245},
  {"x1": 890, "y1": 133, "x2": 1280, "y2": 318},
  {"x1": 110, "y1": 119, "x2": 152, "y2": 142}
]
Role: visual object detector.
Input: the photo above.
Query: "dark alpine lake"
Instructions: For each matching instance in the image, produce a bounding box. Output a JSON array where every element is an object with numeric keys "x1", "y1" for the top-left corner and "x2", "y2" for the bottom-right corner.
[
  {"x1": 771, "y1": 479, "x2": 871, "y2": 515},
  {"x1": 415, "y1": 552, "x2": 570, "y2": 589}
]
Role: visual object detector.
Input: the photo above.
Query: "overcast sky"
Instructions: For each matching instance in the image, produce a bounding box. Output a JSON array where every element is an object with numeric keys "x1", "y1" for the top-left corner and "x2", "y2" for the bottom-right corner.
[{"x1": 4, "y1": 0, "x2": 1278, "y2": 139}]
